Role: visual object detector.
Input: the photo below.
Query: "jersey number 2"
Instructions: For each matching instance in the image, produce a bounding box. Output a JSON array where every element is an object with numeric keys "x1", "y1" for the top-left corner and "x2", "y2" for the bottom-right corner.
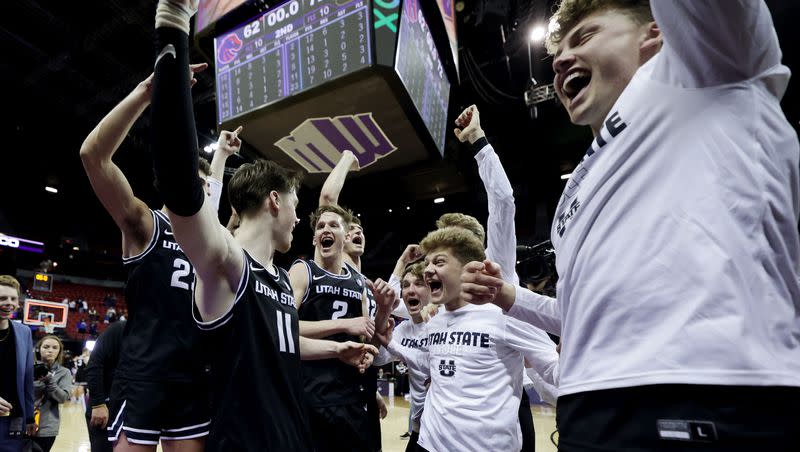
[
  {"x1": 170, "y1": 258, "x2": 192, "y2": 290},
  {"x1": 331, "y1": 300, "x2": 348, "y2": 319}
]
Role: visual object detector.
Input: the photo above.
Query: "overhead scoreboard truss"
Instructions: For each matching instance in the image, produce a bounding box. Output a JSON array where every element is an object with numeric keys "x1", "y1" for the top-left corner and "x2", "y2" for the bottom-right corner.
[{"x1": 196, "y1": 0, "x2": 459, "y2": 182}]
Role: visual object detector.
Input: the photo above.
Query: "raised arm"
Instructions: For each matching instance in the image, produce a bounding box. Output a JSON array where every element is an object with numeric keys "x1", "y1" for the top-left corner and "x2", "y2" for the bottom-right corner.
[
  {"x1": 208, "y1": 126, "x2": 243, "y2": 212},
  {"x1": 319, "y1": 150, "x2": 359, "y2": 206},
  {"x1": 150, "y1": 21, "x2": 243, "y2": 322},
  {"x1": 652, "y1": 1, "x2": 783, "y2": 87},
  {"x1": 455, "y1": 105, "x2": 519, "y2": 285},
  {"x1": 79, "y1": 75, "x2": 156, "y2": 252}
]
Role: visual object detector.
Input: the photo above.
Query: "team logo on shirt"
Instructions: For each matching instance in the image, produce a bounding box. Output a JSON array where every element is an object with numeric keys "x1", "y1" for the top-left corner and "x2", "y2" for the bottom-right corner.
[{"x1": 438, "y1": 359, "x2": 456, "y2": 377}]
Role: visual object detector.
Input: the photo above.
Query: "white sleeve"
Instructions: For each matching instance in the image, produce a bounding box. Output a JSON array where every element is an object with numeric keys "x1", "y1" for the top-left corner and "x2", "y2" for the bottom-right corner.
[
  {"x1": 389, "y1": 273, "x2": 410, "y2": 319},
  {"x1": 208, "y1": 177, "x2": 223, "y2": 213},
  {"x1": 502, "y1": 316, "x2": 559, "y2": 387},
  {"x1": 525, "y1": 369, "x2": 558, "y2": 407},
  {"x1": 476, "y1": 143, "x2": 519, "y2": 286},
  {"x1": 651, "y1": 1, "x2": 783, "y2": 88},
  {"x1": 507, "y1": 286, "x2": 561, "y2": 336},
  {"x1": 373, "y1": 346, "x2": 396, "y2": 367},
  {"x1": 386, "y1": 338, "x2": 429, "y2": 379}
]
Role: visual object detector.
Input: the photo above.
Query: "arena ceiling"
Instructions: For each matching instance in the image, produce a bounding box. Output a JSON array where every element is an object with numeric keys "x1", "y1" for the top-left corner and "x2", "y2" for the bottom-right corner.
[{"x1": 1, "y1": 0, "x2": 798, "y2": 280}]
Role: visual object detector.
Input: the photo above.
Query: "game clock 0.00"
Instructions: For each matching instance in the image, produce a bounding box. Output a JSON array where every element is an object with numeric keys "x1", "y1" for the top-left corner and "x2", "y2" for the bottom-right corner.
[{"x1": 214, "y1": 0, "x2": 372, "y2": 123}]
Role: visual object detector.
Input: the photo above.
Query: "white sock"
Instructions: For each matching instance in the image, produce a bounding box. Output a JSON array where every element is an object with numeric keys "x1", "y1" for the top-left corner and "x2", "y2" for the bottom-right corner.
[{"x1": 155, "y1": 0, "x2": 198, "y2": 35}]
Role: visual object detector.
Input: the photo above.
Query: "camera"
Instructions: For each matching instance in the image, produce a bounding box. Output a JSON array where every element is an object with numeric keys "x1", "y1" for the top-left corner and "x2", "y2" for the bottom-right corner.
[{"x1": 34, "y1": 363, "x2": 49, "y2": 380}]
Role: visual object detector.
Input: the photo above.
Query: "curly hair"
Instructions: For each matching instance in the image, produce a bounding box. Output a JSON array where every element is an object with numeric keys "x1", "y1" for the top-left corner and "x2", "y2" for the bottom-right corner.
[
  {"x1": 436, "y1": 213, "x2": 485, "y2": 245},
  {"x1": 420, "y1": 227, "x2": 486, "y2": 266},
  {"x1": 545, "y1": 0, "x2": 653, "y2": 55}
]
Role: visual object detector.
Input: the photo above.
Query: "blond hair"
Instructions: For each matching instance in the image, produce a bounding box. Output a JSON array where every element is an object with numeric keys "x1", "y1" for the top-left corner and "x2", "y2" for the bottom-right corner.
[
  {"x1": 0, "y1": 275, "x2": 20, "y2": 295},
  {"x1": 420, "y1": 227, "x2": 486, "y2": 266},
  {"x1": 436, "y1": 213, "x2": 485, "y2": 245},
  {"x1": 545, "y1": 0, "x2": 653, "y2": 54},
  {"x1": 309, "y1": 204, "x2": 353, "y2": 233},
  {"x1": 402, "y1": 262, "x2": 425, "y2": 281}
]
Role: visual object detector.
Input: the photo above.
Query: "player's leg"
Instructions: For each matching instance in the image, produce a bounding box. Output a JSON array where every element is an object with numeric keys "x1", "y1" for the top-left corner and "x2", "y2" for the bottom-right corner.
[
  {"x1": 158, "y1": 380, "x2": 209, "y2": 452},
  {"x1": 108, "y1": 381, "x2": 162, "y2": 452}
]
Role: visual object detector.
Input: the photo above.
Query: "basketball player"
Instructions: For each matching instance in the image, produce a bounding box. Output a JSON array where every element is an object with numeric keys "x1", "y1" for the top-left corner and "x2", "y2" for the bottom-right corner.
[
  {"x1": 147, "y1": 3, "x2": 377, "y2": 450},
  {"x1": 79, "y1": 65, "x2": 219, "y2": 451},
  {"x1": 376, "y1": 226, "x2": 560, "y2": 452},
  {"x1": 289, "y1": 203, "x2": 394, "y2": 452},
  {"x1": 461, "y1": 1, "x2": 800, "y2": 449}
]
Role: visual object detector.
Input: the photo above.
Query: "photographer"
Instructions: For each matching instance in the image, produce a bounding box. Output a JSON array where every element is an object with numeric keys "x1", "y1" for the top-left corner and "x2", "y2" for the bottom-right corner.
[{"x1": 32, "y1": 335, "x2": 71, "y2": 452}]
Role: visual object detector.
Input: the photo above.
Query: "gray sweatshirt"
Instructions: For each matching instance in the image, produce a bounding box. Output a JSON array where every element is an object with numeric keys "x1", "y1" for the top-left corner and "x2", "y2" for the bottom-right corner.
[{"x1": 33, "y1": 363, "x2": 72, "y2": 437}]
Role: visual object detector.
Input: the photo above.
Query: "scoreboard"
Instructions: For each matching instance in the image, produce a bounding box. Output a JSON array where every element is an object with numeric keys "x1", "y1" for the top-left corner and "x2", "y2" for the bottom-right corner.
[
  {"x1": 215, "y1": 0, "x2": 371, "y2": 122},
  {"x1": 208, "y1": 0, "x2": 460, "y2": 185},
  {"x1": 395, "y1": 0, "x2": 450, "y2": 156}
]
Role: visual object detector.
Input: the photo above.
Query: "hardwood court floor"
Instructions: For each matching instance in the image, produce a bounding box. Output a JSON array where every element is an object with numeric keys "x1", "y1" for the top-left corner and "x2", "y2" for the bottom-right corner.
[{"x1": 52, "y1": 398, "x2": 558, "y2": 451}]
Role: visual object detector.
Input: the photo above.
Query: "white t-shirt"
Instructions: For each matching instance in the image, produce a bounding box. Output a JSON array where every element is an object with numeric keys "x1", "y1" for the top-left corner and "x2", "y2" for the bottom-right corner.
[
  {"x1": 540, "y1": 1, "x2": 800, "y2": 396},
  {"x1": 389, "y1": 303, "x2": 558, "y2": 452},
  {"x1": 375, "y1": 319, "x2": 429, "y2": 432}
]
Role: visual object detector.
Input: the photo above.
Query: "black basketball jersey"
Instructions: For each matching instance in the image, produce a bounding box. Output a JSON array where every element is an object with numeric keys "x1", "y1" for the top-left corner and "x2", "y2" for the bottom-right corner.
[
  {"x1": 297, "y1": 259, "x2": 375, "y2": 407},
  {"x1": 197, "y1": 250, "x2": 312, "y2": 451},
  {"x1": 117, "y1": 209, "x2": 206, "y2": 382}
]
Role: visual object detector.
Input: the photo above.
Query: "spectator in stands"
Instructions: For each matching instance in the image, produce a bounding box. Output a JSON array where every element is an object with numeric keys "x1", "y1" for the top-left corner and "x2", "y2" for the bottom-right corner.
[
  {"x1": 0, "y1": 275, "x2": 37, "y2": 449},
  {"x1": 77, "y1": 319, "x2": 88, "y2": 335},
  {"x1": 102, "y1": 294, "x2": 116, "y2": 309},
  {"x1": 106, "y1": 307, "x2": 116, "y2": 323},
  {"x1": 89, "y1": 322, "x2": 98, "y2": 337},
  {"x1": 118, "y1": 310, "x2": 126, "y2": 322},
  {"x1": 33, "y1": 335, "x2": 72, "y2": 452},
  {"x1": 80, "y1": 299, "x2": 88, "y2": 314},
  {"x1": 88, "y1": 307, "x2": 98, "y2": 321},
  {"x1": 67, "y1": 299, "x2": 76, "y2": 312}
]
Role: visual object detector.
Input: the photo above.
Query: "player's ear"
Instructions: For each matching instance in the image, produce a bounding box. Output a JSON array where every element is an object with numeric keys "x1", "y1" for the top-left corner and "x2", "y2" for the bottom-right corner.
[
  {"x1": 267, "y1": 190, "x2": 280, "y2": 213},
  {"x1": 639, "y1": 21, "x2": 661, "y2": 62}
]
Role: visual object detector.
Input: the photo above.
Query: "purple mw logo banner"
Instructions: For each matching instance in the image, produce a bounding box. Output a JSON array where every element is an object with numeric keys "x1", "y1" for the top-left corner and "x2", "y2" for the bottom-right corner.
[{"x1": 275, "y1": 113, "x2": 397, "y2": 173}]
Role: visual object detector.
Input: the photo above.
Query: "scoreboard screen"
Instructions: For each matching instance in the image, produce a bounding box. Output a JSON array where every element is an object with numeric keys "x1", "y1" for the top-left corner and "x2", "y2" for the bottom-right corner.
[
  {"x1": 215, "y1": 0, "x2": 371, "y2": 122},
  {"x1": 394, "y1": 0, "x2": 451, "y2": 155}
]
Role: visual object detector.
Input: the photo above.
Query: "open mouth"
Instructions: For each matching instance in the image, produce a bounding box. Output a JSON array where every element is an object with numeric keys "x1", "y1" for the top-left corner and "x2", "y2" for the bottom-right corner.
[
  {"x1": 562, "y1": 70, "x2": 591, "y2": 101},
  {"x1": 320, "y1": 236, "x2": 335, "y2": 250},
  {"x1": 407, "y1": 297, "x2": 420, "y2": 308},
  {"x1": 427, "y1": 280, "x2": 443, "y2": 298},
  {"x1": 351, "y1": 236, "x2": 363, "y2": 246}
]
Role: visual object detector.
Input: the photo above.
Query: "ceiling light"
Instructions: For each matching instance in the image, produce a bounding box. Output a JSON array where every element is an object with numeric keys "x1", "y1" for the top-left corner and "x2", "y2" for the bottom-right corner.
[
  {"x1": 560, "y1": 173, "x2": 572, "y2": 180},
  {"x1": 203, "y1": 145, "x2": 213, "y2": 154},
  {"x1": 530, "y1": 25, "x2": 546, "y2": 43},
  {"x1": 406, "y1": 206, "x2": 410, "y2": 210},
  {"x1": 388, "y1": 209, "x2": 393, "y2": 213},
  {"x1": 434, "y1": 197, "x2": 445, "y2": 204},
  {"x1": 45, "y1": 186, "x2": 58, "y2": 193}
]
